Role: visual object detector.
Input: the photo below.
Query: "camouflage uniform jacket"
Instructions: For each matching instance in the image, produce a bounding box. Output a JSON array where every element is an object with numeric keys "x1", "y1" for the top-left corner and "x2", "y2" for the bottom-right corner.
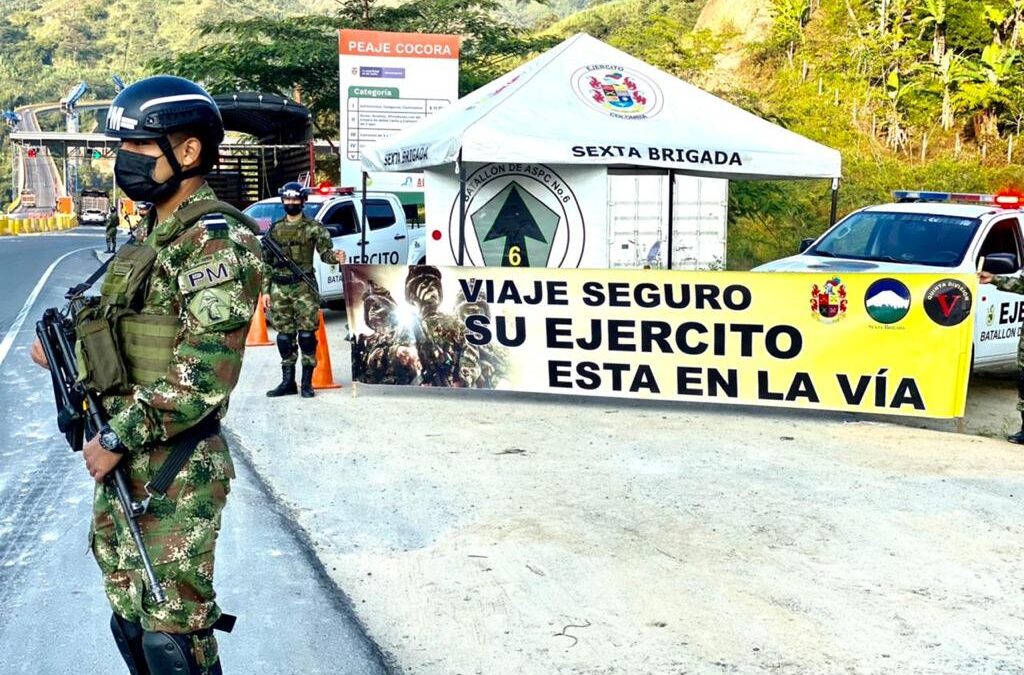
[
  {"x1": 261, "y1": 215, "x2": 335, "y2": 294},
  {"x1": 104, "y1": 184, "x2": 264, "y2": 450},
  {"x1": 992, "y1": 275, "x2": 1024, "y2": 295},
  {"x1": 356, "y1": 328, "x2": 418, "y2": 385},
  {"x1": 417, "y1": 311, "x2": 469, "y2": 387}
]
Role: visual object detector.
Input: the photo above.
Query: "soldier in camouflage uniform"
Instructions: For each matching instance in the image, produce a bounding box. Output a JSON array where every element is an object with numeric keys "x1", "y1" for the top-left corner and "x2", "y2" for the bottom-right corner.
[
  {"x1": 31, "y1": 76, "x2": 262, "y2": 675},
  {"x1": 353, "y1": 281, "x2": 418, "y2": 384},
  {"x1": 263, "y1": 182, "x2": 345, "y2": 398},
  {"x1": 980, "y1": 267, "x2": 1024, "y2": 443},
  {"x1": 455, "y1": 289, "x2": 510, "y2": 389},
  {"x1": 405, "y1": 265, "x2": 471, "y2": 387},
  {"x1": 106, "y1": 204, "x2": 120, "y2": 253}
]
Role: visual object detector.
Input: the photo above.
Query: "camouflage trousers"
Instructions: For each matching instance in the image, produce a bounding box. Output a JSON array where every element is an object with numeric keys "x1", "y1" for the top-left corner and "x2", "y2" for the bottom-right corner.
[
  {"x1": 267, "y1": 281, "x2": 319, "y2": 367},
  {"x1": 105, "y1": 228, "x2": 117, "y2": 247},
  {"x1": 91, "y1": 432, "x2": 234, "y2": 672}
]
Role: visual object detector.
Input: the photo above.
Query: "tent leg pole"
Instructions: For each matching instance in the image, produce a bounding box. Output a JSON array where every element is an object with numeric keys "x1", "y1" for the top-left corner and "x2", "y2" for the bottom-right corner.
[
  {"x1": 829, "y1": 177, "x2": 840, "y2": 227},
  {"x1": 360, "y1": 171, "x2": 368, "y2": 262},
  {"x1": 457, "y1": 149, "x2": 466, "y2": 266},
  {"x1": 666, "y1": 170, "x2": 675, "y2": 270}
]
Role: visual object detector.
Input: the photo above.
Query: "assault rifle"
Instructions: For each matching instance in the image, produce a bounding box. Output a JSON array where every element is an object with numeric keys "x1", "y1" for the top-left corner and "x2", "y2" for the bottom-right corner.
[
  {"x1": 261, "y1": 227, "x2": 323, "y2": 307},
  {"x1": 36, "y1": 290, "x2": 167, "y2": 604}
]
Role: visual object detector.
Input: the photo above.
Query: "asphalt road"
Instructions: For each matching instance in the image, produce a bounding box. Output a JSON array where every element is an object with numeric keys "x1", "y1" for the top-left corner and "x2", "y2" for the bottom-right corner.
[
  {"x1": 17, "y1": 109, "x2": 56, "y2": 211},
  {"x1": 0, "y1": 233, "x2": 391, "y2": 675}
]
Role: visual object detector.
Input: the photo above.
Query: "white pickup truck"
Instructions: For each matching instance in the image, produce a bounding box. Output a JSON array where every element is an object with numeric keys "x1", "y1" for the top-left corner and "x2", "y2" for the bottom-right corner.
[
  {"x1": 754, "y1": 190, "x2": 1024, "y2": 371},
  {"x1": 243, "y1": 186, "x2": 427, "y2": 305}
]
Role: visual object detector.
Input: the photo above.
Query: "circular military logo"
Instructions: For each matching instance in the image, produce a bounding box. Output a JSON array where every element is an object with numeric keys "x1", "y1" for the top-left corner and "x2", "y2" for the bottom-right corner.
[
  {"x1": 447, "y1": 163, "x2": 586, "y2": 268},
  {"x1": 571, "y1": 65, "x2": 663, "y2": 120},
  {"x1": 923, "y1": 278, "x2": 972, "y2": 327},
  {"x1": 864, "y1": 278, "x2": 911, "y2": 324}
]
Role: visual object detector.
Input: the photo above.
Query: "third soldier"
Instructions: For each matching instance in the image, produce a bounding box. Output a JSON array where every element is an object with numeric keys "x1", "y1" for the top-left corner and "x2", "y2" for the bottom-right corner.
[
  {"x1": 263, "y1": 182, "x2": 345, "y2": 398},
  {"x1": 105, "y1": 203, "x2": 120, "y2": 253}
]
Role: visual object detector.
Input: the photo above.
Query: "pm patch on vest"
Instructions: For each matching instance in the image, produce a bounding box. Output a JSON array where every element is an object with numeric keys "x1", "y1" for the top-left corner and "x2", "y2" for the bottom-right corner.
[{"x1": 178, "y1": 250, "x2": 240, "y2": 294}]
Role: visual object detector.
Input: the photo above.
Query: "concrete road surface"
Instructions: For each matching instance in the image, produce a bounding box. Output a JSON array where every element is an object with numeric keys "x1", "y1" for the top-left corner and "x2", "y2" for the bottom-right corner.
[{"x1": 0, "y1": 233, "x2": 392, "y2": 675}]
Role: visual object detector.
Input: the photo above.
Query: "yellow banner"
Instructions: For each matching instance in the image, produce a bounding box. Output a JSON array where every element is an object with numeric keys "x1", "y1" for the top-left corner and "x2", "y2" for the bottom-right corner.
[{"x1": 343, "y1": 265, "x2": 975, "y2": 418}]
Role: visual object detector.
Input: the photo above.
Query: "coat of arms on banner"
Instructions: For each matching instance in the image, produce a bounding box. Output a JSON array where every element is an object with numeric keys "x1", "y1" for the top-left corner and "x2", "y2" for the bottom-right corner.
[{"x1": 811, "y1": 277, "x2": 847, "y2": 322}]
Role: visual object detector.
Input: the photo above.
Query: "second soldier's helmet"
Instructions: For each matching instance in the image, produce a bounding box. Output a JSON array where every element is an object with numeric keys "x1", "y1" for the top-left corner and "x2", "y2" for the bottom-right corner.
[
  {"x1": 278, "y1": 182, "x2": 307, "y2": 202},
  {"x1": 105, "y1": 75, "x2": 224, "y2": 172}
]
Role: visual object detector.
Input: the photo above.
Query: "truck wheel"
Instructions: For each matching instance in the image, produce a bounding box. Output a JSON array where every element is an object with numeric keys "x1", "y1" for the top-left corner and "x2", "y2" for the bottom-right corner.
[{"x1": 325, "y1": 299, "x2": 347, "y2": 312}]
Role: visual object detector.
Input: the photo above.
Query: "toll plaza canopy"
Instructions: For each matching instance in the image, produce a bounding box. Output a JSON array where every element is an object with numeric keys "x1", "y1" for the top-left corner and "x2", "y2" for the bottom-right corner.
[{"x1": 360, "y1": 33, "x2": 842, "y2": 181}]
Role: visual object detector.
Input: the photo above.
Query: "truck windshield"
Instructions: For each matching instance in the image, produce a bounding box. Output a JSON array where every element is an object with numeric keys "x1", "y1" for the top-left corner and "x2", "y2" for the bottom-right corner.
[{"x1": 810, "y1": 211, "x2": 981, "y2": 266}]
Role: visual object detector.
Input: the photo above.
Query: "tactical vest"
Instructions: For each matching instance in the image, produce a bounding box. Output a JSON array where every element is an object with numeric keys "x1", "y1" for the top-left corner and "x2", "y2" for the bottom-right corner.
[
  {"x1": 75, "y1": 199, "x2": 256, "y2": 394},
  {"x1": 268, "y1": 218, "x2": 315, "y2": 279}
]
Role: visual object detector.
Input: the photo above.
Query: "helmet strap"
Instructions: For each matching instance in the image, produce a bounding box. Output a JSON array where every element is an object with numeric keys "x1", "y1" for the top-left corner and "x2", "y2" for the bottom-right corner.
[{"x1": 156, "y1": 136, "x2": 205, "y2": 182}]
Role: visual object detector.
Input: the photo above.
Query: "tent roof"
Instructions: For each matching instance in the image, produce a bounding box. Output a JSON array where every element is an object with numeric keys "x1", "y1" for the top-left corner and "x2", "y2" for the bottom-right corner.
[{"x1": 361, "y1": 33, "x2": 841, "y2": 180}]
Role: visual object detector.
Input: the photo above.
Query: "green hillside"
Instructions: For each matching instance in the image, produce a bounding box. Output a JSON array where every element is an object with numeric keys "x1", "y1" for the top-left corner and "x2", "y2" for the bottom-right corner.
[{"x1": 1, "y1": 0, "x2": 1022, "y2": 269}]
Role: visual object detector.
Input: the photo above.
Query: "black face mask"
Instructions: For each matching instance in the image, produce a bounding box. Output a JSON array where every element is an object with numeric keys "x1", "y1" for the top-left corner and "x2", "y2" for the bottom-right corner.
[
  {"x1": 283, "y1": 203, "x2": 304, "y2": 217},
  {"x1": 114, "y1": 149, "x2": 182, "y2": 203}
]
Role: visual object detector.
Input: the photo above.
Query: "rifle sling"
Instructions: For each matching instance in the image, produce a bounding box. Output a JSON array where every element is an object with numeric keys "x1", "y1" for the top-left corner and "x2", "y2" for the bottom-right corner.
[{"x1": 145, "y1": 415, "x2": 221, "y2": 498}]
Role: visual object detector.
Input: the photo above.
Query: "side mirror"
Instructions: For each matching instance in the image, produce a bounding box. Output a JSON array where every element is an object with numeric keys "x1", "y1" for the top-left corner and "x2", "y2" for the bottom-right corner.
[
  {"x1": 982, "y1": 253, "x2": 1020, "y2": 275},
  {"x1": 798, "y1": 237, "x2": 815, "y2": 253}
]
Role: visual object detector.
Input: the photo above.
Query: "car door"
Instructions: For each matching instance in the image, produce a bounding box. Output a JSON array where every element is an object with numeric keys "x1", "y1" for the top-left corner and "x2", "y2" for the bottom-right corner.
[
  {"x1": 974, "y1": 215, "x2": 1024, "y2": 367},
  {"x1": 315, "y1": 200, "x2": 361, "y2": 300},
  {"x1": 359, "y1": 197, "x2": 405, "y2": 265}
]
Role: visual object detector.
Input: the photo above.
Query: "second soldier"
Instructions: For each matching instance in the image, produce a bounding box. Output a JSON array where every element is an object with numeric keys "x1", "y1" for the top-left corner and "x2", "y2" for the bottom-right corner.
[{"x1": 263, "y1": 182, "x2": 345, "y2": 398}]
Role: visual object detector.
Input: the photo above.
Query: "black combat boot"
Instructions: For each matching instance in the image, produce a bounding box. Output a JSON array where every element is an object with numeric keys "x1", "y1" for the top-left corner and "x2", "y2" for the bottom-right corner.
[
  {"x1": 1009, "y1": 412, "x2": 1024, "y2": 444},
  {"x1": 266, "y1": 364, "x2": 298, "y2": 397},
  {"x1": 300, "y1": 364, "x2": 315, "y2": 398}
]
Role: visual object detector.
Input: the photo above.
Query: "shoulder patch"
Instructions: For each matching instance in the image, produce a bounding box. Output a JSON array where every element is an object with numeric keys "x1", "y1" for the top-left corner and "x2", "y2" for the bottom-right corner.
[
  {"x1": 187, "y1": 287, "x2": 236, "y2": 330},
  {"x1": 201, "y1": 213, "x2": 230, "y2": 237},
  {"x1": 178, "y1": 249, "x2": 240, "y2": 294}
]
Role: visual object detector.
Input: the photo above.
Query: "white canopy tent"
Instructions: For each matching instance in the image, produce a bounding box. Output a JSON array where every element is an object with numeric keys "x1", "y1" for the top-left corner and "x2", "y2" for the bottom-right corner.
[{"x1": 359, "y1": 32, "x2": 842, "y2": 265}]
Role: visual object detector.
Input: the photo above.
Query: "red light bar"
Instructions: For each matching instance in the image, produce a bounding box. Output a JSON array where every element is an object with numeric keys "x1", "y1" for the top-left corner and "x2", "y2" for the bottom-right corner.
[
  {"x1": 305, "y1": 182, "x2": 356, "y2": 197},
  {"x1": 994, "y1": 188, "x2": 1023, "y2": 208}
]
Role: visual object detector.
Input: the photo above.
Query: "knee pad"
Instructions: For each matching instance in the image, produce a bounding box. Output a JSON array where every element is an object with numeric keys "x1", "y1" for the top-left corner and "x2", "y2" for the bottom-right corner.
[
  {"x1": 142, "y1": 631, "x2": 220, "y2": 675},
  {"x1": 276, "y1": 332, "x2": 297, "y2": 360},
  {"x1": 110, "y1": 614, "x2": 149, "y2": 675},
  {"x1": 298, "y1": 330, "x2": 317, "y2": 355}
]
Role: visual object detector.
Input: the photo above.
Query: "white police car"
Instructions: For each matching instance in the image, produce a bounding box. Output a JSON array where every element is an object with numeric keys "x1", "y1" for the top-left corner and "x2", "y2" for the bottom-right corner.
[
  {"x1": 754, "y1": 190, "x2": 1024, "y2": 370},
  {"x1": 244, "y1": 184, "x2": 426, "y2": 305}
]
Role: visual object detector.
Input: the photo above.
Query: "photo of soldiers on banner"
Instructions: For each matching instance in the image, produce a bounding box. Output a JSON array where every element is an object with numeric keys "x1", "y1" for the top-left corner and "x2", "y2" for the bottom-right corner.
[{"x1": 345, "y1": 265, "x2": 511, "y2": 389}]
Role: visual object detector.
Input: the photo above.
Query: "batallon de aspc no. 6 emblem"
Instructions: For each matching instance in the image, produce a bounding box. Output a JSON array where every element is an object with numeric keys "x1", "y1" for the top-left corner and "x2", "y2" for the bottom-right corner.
[{"x1": 811, "y1": 276, "x2": 847, "y2": 323}]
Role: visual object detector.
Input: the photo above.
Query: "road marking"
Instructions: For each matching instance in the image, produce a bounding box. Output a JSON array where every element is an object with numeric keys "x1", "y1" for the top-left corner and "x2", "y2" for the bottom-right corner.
[{"x1": 0, "y1": 246, "x2": 93, "y2": 370}]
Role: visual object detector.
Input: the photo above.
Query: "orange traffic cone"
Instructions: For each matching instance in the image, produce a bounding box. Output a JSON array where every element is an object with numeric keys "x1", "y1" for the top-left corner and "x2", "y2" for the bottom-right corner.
[
  {"x1": 312, "y1": 310, "x2": 341, "y2": 390},
  {"x1": 246, "y1": 295, "x2": 274, "y2": 346}
]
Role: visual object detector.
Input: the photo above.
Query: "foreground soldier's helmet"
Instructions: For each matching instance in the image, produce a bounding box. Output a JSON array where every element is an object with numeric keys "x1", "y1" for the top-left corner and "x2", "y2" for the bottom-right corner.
[
  {"x1": 105, "y1": 75, "x2": 224, "y2": 172},
  {"x1": 278, "y1": 182, "x2": 307, "y2": 202}
]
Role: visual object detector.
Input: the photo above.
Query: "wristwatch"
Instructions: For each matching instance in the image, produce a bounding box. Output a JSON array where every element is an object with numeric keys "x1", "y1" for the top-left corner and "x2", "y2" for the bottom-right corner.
[{"x1": 98, "y1": 425, "x2": 126, "y2": 454}]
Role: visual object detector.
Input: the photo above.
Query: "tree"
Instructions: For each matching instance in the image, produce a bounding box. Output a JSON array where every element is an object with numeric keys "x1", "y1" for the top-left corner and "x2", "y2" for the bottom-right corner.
[
  {"x1": 158, "y1": 0, "x2": 555, "y2": 135},
  {"x1": 917, "y1": 0, "x2": 947, "y2": 63},
  {"x1": 884, "y1": 68, "x2": 916, "y2": 150},
  {"x1": 933, "y1": 50, "x2": 969, "y2": 129},
  {"x1": 954, "y1": 43, "x2": 1018, "y2": 140}
]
